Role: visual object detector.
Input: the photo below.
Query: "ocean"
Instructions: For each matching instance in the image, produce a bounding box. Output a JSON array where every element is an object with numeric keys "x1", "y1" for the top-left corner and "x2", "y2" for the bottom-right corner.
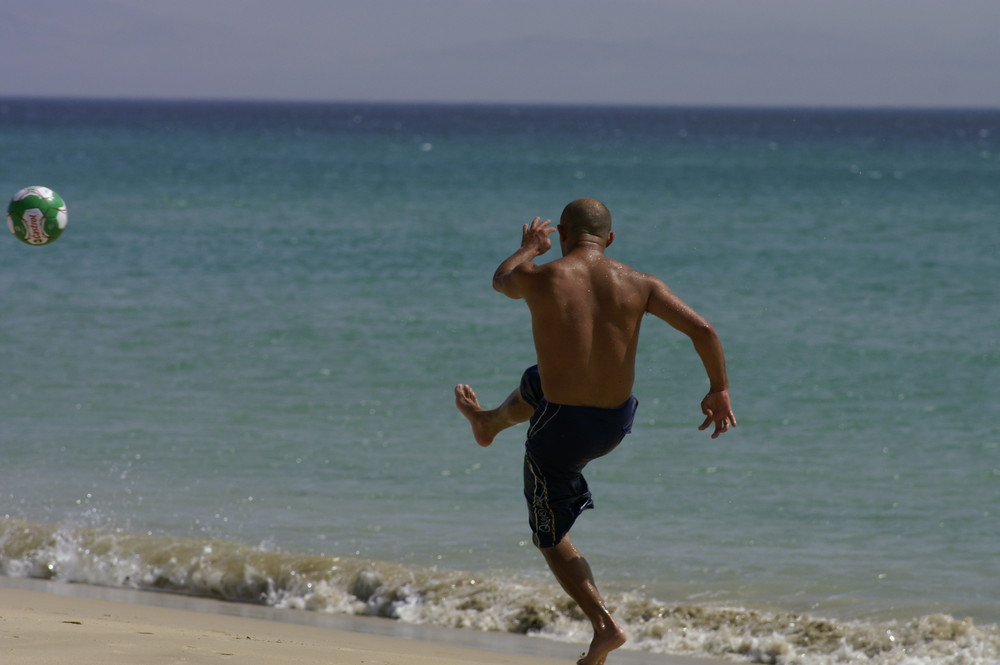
[{"x1": 1, "y1": 98, "x2": 998, "y2": 664}]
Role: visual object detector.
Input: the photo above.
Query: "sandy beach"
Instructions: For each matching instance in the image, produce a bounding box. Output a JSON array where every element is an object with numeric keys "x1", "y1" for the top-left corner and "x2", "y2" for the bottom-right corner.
[{"x1": 0, "y1": 577, "x2": 725, "y2": 665}]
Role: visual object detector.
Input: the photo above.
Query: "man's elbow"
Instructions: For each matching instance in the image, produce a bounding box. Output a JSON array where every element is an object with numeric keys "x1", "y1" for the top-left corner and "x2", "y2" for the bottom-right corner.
[
  {"x1": 492, "y1": 275, "x2": 520, "y2": 299},
  {"x1": 689, "y1": 321, "x2": 719, "y2": 345}
]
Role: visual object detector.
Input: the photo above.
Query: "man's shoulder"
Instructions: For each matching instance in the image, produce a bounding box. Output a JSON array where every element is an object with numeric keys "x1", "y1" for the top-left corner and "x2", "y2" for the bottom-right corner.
[
  {"x1": 506, "y1": 258, "x2": 556, "y2": 298},
  {"x1": 601, "y1": 256, "x2": 657, "y2": 284},
  {"x1": 511, "y1": 258, "x2": 554, "y2": 280}
]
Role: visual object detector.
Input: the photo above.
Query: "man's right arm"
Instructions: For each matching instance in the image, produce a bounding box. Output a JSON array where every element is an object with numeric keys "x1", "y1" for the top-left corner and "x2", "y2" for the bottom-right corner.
[{"x1": 492, "y1": 217, "x2": 556, "y2": 299}]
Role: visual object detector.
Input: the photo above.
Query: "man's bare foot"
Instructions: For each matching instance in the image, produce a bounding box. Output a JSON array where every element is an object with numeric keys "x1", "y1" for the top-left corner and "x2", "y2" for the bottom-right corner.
[
  {"x1": 454, "y1": 384, "x2": 500, "y2": 447},
  {"x1": 577, "y1": 622, "x2": 626, "y2": 665}
]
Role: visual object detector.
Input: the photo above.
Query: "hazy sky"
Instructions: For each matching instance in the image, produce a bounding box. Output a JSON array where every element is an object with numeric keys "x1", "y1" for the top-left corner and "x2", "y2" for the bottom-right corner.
[{"x1": 3, "y1": 0, "x2": 999, "y2": 108}]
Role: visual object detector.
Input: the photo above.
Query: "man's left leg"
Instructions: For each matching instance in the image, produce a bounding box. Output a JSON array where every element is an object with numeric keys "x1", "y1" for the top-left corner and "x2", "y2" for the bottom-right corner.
[{"x1": 540, "y1": 535, "x2": 626, "y2": 665}]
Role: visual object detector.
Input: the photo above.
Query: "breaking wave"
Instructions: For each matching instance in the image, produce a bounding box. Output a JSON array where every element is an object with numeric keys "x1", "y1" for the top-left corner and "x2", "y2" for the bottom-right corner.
[{"x1": 1, "y1": 518, "x2": 997, "y2": 664}]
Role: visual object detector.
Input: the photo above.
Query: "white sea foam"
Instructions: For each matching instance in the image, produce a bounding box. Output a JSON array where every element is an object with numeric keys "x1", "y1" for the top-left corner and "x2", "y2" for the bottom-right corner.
[{"x1": 2, "y1": 518, "x2": 997, "y2": 665}]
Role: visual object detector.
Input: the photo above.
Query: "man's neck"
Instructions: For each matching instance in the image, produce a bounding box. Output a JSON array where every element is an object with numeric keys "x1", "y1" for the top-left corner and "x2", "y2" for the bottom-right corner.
[{"x1": 563, "y1": 236, "x2": 607, "y2": 256}]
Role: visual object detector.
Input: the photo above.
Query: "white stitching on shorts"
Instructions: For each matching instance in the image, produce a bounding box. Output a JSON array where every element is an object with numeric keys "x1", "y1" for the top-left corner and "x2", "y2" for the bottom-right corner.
[{"x1": 527, "y1": 402, "x2": 561, "y2": 439}]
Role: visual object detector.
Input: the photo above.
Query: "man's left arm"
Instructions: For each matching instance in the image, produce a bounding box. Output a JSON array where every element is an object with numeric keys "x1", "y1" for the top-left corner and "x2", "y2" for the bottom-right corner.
[{"x1": 645, "y1": 275, "x2": 737, "y2": 438}]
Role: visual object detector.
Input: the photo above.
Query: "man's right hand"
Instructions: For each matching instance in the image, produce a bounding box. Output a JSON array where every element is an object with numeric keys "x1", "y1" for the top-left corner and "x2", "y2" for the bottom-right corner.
[{"x1": 521, "y1": 217, "x2": 556, "y2": 256}]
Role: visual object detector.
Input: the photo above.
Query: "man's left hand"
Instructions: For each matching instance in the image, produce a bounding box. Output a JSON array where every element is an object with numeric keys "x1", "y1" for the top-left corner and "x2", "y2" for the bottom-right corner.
[{"x1": 699, "y1": 390, "x2": 736, "y2": 439}]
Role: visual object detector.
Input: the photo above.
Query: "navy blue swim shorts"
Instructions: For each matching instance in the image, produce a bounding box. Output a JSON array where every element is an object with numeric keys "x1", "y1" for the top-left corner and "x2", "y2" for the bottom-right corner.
[{"x1": 518, "y1": 365, "x2": 638, "y2": 548}]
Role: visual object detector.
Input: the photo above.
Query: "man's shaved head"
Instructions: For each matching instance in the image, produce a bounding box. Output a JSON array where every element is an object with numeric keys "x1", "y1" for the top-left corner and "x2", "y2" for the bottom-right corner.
[{"x1": 560, "y1": 198, "x2": 612, "y2": 239}]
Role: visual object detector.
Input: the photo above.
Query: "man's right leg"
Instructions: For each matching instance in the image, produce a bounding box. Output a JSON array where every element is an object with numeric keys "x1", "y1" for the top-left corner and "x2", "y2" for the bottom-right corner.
[{"x1": 454, "y1": 384, "x2": 533, "y2": 447}]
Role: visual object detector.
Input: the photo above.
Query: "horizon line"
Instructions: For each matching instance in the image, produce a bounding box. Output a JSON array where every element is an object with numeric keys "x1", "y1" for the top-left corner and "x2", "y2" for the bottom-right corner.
[{"x1": 3, "y1": 94, "x2": 999, "y2": 114}]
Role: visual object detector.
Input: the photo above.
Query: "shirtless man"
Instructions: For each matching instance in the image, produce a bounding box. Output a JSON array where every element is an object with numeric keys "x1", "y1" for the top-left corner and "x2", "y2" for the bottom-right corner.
[{"x1": 455, "y1": 198, "x2": 736, "y2": 665}]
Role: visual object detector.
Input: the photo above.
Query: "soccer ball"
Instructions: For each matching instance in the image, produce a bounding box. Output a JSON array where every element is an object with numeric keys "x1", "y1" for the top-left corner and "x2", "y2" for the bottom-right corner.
[{"x1": 7, "y1": 186, "x2": 69, "y2": 245}]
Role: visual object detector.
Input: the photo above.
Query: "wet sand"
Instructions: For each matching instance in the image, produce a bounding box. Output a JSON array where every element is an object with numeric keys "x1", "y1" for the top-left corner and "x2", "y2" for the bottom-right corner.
[{"x1": 0, "y1": 576, "x2": 727, "y2": 665}]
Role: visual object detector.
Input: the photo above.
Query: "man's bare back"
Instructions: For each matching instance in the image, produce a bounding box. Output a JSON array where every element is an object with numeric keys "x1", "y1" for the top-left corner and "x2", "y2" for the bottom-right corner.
[{"x1": 514, "y1": 249, "x2": 646, "y2": 406}]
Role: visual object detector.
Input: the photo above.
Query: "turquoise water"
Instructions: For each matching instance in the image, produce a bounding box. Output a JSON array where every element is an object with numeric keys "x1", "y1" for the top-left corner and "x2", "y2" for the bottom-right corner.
[{"x1": 1, "y1": 99, "x2": 999, "y2": 663}]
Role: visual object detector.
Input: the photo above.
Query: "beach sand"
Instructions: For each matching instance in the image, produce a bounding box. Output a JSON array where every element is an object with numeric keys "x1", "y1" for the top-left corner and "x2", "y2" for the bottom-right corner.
[{"x1": 0, "y1": 577, "x2": 727, "y2": 665}]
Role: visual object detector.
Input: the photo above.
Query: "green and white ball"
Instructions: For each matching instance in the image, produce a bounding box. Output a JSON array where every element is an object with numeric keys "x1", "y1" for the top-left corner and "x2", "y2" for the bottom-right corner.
[{"x1": 7, "y1": 186, "x2": 68, "y2": 245}]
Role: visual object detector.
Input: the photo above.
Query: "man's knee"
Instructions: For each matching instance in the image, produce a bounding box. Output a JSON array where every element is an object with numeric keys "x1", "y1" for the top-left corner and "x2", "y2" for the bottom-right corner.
[{"x1": 533, "y1": 530, "x2": 569, "y2": 551}]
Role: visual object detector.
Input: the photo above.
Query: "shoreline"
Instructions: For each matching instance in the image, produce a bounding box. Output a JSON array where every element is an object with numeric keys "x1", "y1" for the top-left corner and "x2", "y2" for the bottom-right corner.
[{"x1": 0, "y1": 576, "x2": 727, "y2": 665}]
